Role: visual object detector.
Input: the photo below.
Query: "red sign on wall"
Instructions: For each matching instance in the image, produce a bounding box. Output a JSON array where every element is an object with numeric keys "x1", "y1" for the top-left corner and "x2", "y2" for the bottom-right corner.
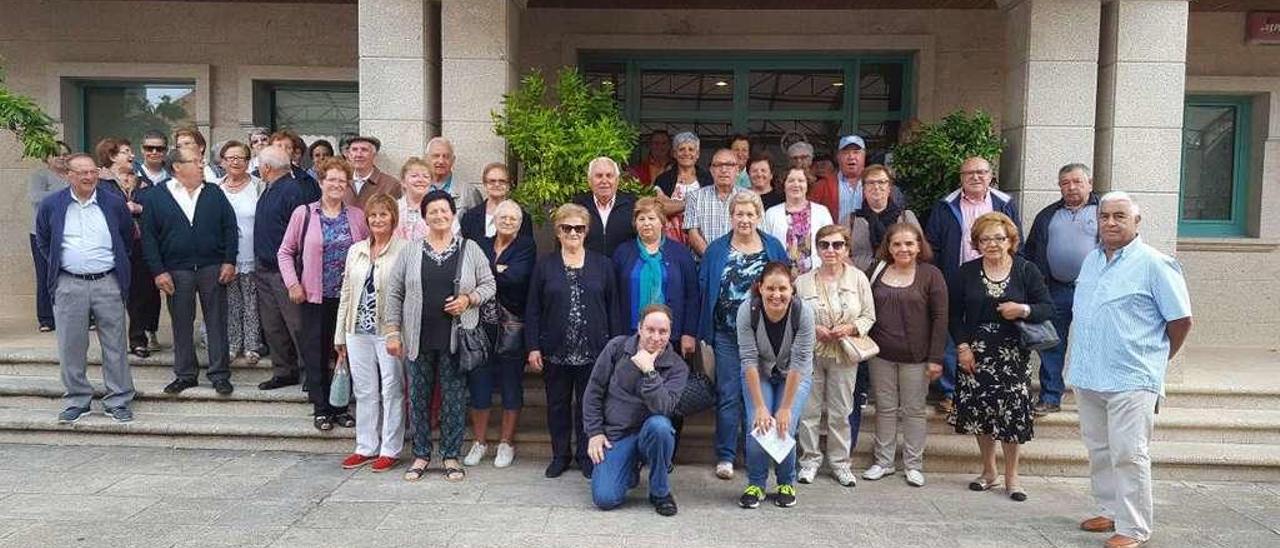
[{"x1": 1247, "y1": 12, "x2": 1280, "y2": 45}]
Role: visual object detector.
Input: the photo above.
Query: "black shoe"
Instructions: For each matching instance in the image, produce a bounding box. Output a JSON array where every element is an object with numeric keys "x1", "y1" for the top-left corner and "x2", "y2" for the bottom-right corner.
[
  {"x1": 650, "y1": 494, "x2": 678, "y2": 516},
  {"x1": 129, "y1": 346, "x2": 150, "y2": 359},
  {"x1": 163, "y1": 379, "x2": 198, "y2": 394},
  {"x1": 257, "y1": 376, "x2": 299, "y2": 391},
  {"x1": 212, "y1": 379, "x2": 234, "y2": 395},
  {"x1": 1032, "y1": 401, "x2": 1061, "y2": 416},
  {"x1": 544, "y1": 458, "x2": 570, "y2": 478},
  {"x1": 581, "y1": 460, "x2": 594, "y2": 479},
  {"x1": 57, "y1": 406, "x2": 91, "y2": 424}
]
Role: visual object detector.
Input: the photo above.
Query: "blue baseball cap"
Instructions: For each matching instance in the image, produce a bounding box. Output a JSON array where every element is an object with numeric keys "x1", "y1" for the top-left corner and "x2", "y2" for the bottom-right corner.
[{"x1": 837, "y1": 135, "x2": 866, "y2": 150}]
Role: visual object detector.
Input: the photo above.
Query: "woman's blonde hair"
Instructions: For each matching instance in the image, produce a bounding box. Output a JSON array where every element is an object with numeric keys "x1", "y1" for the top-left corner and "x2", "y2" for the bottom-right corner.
[
  {"x1": 729, "y1": 191, "x2": 764, "y2": 218},
  {"x1": 551, "y1": 203, "x2": 591, "y2": 230},
  {"x1": 363, "y1": 193, "x2": 399, "y2": 230},
  {"x1": 969, "y1": 212, "x2": 1020, "y2": 255}
]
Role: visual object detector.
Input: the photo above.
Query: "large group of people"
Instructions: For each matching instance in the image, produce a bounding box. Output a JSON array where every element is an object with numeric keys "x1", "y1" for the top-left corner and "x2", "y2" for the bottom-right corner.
[{"x1": 30, "y1": 127, "x2": 1191, "y2": 547}]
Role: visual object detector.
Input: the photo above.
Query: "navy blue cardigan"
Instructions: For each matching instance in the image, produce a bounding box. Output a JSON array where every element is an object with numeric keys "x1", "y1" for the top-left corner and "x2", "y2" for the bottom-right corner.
[
  {"x1": 139, "y1": 182, "x2": 238, "y2": 274},
  {"x1": 924, "y1": 187, "x2": 1022, "y2": 291},
  {"x1": 524, "y1": 250, "x2": 622, "y2": 359},
  {"x1": 696, "y1": 230, "x2": 789, "y2": 343},
  {"x1": 1021, "y1": 192, "x2": 1099, "y2": 284},
  {"x1": 478, "y1": 233, "x2": 537, "y2": 318},
  {"x1": 460, "y1": 203, "x2": 535, "y2": 242},
  {"x1": 34, "y1": 187, "x2": 134, "y2": 298},
  {"x1": 254, "y1": 174, "x2": 316, "y2": 270},
  {"x1": 612, "y1": 237, "x2": 699, "y2": 341},
  {"x1": 572, "y1": 192, "x2": 638, "y2": 258}
]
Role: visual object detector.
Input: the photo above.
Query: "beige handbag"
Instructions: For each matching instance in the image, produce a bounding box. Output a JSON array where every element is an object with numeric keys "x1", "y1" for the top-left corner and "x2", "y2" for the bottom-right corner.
[{"x1": 839, "y1": 335, "x2": 880, "y2": 363}]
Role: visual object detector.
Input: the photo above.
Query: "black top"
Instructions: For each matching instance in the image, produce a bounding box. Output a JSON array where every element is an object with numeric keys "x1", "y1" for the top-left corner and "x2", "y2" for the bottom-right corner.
[
  {"x1": 654, "y1": 166, "x2": 713, "y2": 198},
  {"x1": 759, "y1": 188, "x2": 785, "y2": 211},
  {"x1": 763, "y1": 311, "x2": 788, "y2": 357},
  {"x1": 948, "y1": 256, "x2": 1054, "y2": 346},
  {"x1": 459, "y1": 202, "x2": 535, "y2": 242},
  {"x1": 572, "y1": 192, "x2": 637, "y2": 258},
  {"x1": 419, "y1": 249, "x2": 459, "y2": 352},
  {"x1": 478, "y1": 233, "x2": 537, "y2": 317},
  {"x1": 855, "y1": 200, "x2": 906, "y2": 254}
]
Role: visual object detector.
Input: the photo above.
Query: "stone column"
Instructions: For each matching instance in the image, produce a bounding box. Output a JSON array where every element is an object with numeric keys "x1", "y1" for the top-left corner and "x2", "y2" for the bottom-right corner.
[
  {"x1": 358, "y1": 0, "x2": 438, "y2": 172},
  {"x1": 1095, "y1": 0, "x2": 1190, "y2": 254},
  {"x1": 997, "y1": 0, "x2": 1101, "y2": 227},
  {"x1": 440, "y1": 0, "x2": 524, "y2": 200}
]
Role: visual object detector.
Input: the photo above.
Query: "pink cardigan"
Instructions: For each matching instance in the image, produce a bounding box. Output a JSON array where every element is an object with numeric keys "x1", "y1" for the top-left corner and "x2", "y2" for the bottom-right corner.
[{"x1": 277, "y1": 202, "x2": 369, "y2": 304}]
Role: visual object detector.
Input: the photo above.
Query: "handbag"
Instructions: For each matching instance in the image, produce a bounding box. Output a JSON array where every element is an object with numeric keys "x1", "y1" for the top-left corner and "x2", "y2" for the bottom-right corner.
[
  {"x1": 839, "y1": 335, "x2": 880, "y2": 363},
  {"x1": 328, "y1": 357, "x2": 351, "y2": 408},
  {"x1": 676, "y1": 364, "x2": 717, "y2": 417},
  {"x1": 451, "y1": 240, "x2": 491, "y2": 373},
  {"x1": 1015, "y1": 320, "x2": 1060, "y2": 351}
]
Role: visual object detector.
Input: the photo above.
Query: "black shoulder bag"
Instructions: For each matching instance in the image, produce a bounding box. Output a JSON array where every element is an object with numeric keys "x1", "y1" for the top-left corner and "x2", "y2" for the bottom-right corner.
[{"x1": 452, "y1": 240, "x2": 491, "y2": 372}]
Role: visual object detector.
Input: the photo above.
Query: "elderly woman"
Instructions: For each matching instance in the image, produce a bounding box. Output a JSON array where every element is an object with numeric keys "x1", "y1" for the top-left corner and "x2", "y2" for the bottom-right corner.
[
  {"x1": 737, "y1": 262, "x2": 814, "y2": 509},
  {"x1": 951, "y1": 212, "x2": 1053, "y2": 502},
  {"x1": 794, "y1": 224, "x2": 875, "y2": 487},
  {"x1": 851, "y1": 164, "x2": 918, "y2": 271},
  {"x1": 27, "y1": 140, "x2": 71, "y2": 332},
  {"x1": 463, "y1": 199, "x2": 537, "y2": 469},
  {"x1": 864, "y1": 222, "x2": 948, "y2": 487},
  {"x1": 762, "y1": 167, "x2": 834, "y2": 276},
  {"x1": 94, "y1": 137, "x2": 134, "y2": 198},
  {"x1": 217, "y1": 141, "x2": 262, "y2": 364},
  {"x1": 306, "y1": 139, "x2": 334, "y2": 182},
  {"x1": 385, "y1": 190, "x2": 495, "y2": 482},
  {"x1": 395, "y1": 157, "x2": 431, "y2": 240},
  {"x1": 747, "y1": 152, "x2": 784, "y2": 211},
  {"x1": 612, "y1": 197, "x2": 699, "y2": 354},
  {"x1": 698, "y1": 192, "x2": 788, "y2": 480},
  {"x1": 278, "y1": 157, "x2": 369, "y2": 431},
  {"x1": 95, "y1": 137, "x2": 159, "y2": 357},
  {"x1": 333, "y1": 194, "x2": 407, "y2": 473},
  {"x1": 459, "y1": 162, "x2": 534, "y2": 242},
  {"x1": 526, "y1": 203, "x2": 622, "y2": 479},
  {"x1": 653, "y1": 132, "x2": 713, "y2": 244}
]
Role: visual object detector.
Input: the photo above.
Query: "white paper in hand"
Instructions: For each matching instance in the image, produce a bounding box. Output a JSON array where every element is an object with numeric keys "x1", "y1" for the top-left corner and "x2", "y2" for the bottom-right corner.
[{"x1": 750, "y1": 424, "x2": 796, "y2": 464}]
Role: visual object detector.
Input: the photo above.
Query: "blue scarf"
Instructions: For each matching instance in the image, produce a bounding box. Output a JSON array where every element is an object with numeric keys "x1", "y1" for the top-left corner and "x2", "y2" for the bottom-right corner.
[{"x1": 634, "y1": 238, "x2": 666, "y2": 325}]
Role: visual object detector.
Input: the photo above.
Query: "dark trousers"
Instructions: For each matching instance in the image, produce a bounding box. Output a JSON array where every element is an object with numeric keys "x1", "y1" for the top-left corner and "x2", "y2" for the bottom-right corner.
[
  {"x1": 300, "y1": 298, "x2": 342, "y2": 416},
  {"x1": 255, "y1": 268, "x2": 303, "y2": 380},
  {"x1": 846, "y1": 360, "x2": 871, "y2": 449},
  {"x1": 545, "y1": 360, "x2": 593, "y2": 464},
  {"x1": 126, "y1": 238, "x2": 160, "y2": 349},
  {"x1": 168, "y1": 265, "x2": 230, "y2": 383},
  {"x1": 29, "y1": 234, "x2": 53, "y2": 328}
]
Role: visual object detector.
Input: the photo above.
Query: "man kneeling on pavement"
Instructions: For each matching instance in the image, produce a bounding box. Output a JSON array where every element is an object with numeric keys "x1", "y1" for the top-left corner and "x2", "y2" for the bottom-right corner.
[{"x1": 582, "y1": 304, "x2": 688, "y2": 516}]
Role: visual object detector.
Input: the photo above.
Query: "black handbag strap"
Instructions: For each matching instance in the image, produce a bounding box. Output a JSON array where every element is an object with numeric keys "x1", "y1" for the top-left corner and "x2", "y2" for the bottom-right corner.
[
  {"x1": 293, "y1": 203, "x2": 311, "y2": 276},
  {"x1": 450, "y1": 238, "x2": 468, "y2": 331}
]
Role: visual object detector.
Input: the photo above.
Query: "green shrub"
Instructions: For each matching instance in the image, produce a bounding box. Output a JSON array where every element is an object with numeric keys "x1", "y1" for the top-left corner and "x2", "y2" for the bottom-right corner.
[
  {"x1": 0, "y1": 66, "x2": 58, "y2": 159},
  {"x1": 892, "y1": 110, "x2": 1004, "y2": 214}
]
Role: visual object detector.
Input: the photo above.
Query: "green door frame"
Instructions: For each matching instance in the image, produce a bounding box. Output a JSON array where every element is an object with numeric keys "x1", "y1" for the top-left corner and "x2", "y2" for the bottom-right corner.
[{"x1": 1178, "y1": 95, "x2": 1252, "y2": 237}]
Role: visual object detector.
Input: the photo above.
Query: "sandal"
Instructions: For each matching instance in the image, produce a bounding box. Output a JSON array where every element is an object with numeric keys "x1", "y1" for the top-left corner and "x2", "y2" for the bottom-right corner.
[
  {"x1": 403, "y1": 460, "x2": 429, "y2": 482},
  {"x1": 1007, "y1": 485, "x2": 1028, "y2": 502},
  {"x1": 443, "y1": 460, "x2": 466, "y2": 482},
  {"x1": 334, "y1": 413, "x2": 356, "y2": 428},
  {"x1": 313, "y1": 415, "x2": 334, "y2": 432},
  {"x1": 968, "y1": 476, "x2": 1000, "y2": 491},
  {"x1": 130, "y1": 346, "x2": 150, "y2": 358}
]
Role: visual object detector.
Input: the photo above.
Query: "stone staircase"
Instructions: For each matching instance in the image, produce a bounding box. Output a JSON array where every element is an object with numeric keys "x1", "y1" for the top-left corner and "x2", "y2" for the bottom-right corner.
[{"x1": 0, "y1": 345, "x2": 1278, "y2": 480}]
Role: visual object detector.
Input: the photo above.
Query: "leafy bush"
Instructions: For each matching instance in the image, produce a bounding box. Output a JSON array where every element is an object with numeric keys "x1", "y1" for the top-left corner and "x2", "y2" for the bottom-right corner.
[
  {"x1": 492, "y1": 67, "x2": 647, "y2": 225},
  {"x1": 892, "y1": 110, "x2": 1004, "y2": 214},
  {"x1": 0, "y1": 66, "x2": 58, "y2": 159}
]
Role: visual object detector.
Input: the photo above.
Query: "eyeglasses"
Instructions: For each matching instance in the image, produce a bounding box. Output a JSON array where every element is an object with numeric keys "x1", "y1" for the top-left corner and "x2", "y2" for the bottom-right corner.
[
  {"x1": 223, "y1": 156, "x2": 248, "y2": 162},
  {"x1": 557, "y1": 224, "x2": 587, "y2": 235},
  {"x1": 961, "y1": 169, "x2": 992, "y2": 177},
  {"x1": 864, "y1": 178, "x2": 892, "y2": 186},
  {"x1": 69, "y1": 169, "x2": 98, "y2": 177},
  {"x1": 484, "y1": 179, "x2": 510, "y2": 187},
  {"x1": 250, "y1": 138, "x2": 269, "y2": 145},
  {"x1": 710, "y1": 162, "x2": 738, "y2": 170},
  {"x1": 816, "y1": 240, "x2": 846, "y2": 251},
  {"x1": 142, "y1": 145, "x2": 166, "y2": 153},
  {"x1": 978, "y1": 235, "x2": 1008, "y2": 245}
]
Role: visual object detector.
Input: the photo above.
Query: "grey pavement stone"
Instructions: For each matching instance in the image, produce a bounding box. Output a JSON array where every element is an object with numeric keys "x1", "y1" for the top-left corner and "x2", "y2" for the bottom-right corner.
[
  {"x1": 448, "y1": 531, "x2": 625, "y2": 548},
  {"x1": 327, "y1": 475, "x2": 486, "y2": 504},
  {"x1": 0, "y1": 521, "x2": 202, "y2": 548},
  {"x1": 0, "y1": 444, "x2": 105, "y2": 470},
  {"x1": 266, "y1": 527, "x2": 431, "y2": 547},
  {"x1": 213, "y1": 500, "x2": 317, "y2": 528},
  {"x1": 173, "y1": 525, "x2": 288, "y2": 547},
  {"x1": 82, "y1": 446, "x2": 238, "y2": 475},
  {"x1": 293, "y1": 501, "x2": 397, "y2": 530},
  {"x1": 277, "y1": 454, "x2": 358, "y2": 480},
  {"x1": 210, "y1": 451, "x2": 307, "y2": 477},
  {"x1": 99, "y1": 473, "x2": 276, "y2": 500},
  {"x1": 0, "y1": 519, "x2": 31, "y2": 542},
  {"x1": 0, "y1": 493, "x2": 157, "y2": 521},
  {"x1": 0, "y1": 468, "x2": 125, "y2": 494},
  {"x1": 250, "y1": 474, "x2": 349, "y2": 502},
  {"x1": 125, "y1": 497, "x2": 232, "y2": 525},
  {"x1": 376, "y1": 501, "x2": 550, "y2": 533}
]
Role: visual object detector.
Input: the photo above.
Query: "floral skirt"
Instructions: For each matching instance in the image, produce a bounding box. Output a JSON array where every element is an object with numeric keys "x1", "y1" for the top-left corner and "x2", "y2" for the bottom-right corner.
[{"x1": 950, "y1": 322, "x2": 1035, "y2": 444}]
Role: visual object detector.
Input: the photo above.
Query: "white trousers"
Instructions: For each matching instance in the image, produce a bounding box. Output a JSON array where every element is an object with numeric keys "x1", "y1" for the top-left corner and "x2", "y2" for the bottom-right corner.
[
  {"x1": 346, "y1": 333, "x2": 406, "y2": 458},
  {"x1": 1075, "y1": 388, "x2": 1158, "y2": 542}
]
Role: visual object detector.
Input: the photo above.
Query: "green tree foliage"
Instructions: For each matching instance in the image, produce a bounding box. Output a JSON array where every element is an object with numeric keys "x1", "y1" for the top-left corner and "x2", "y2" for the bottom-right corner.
[
  {"x1": 492, "y1": 68, "x2": 646, "y2": 224},
  {"x1": 892, "y1": 110, "x2": 1004, "y2": 214},
  {"x1": 0, "y1": 67, "x2": 58, "y2": 159}
]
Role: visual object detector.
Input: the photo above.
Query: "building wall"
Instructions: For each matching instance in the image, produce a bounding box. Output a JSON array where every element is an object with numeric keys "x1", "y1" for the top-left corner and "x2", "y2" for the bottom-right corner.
[{"x1": 0, "y1": 0, "x2": 358, "y2": 306}]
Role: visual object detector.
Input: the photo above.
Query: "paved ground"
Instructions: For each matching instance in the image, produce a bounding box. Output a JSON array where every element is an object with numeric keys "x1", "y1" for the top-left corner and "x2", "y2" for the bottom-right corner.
[{"x1": 0, "y1": 444, "x2": 1275, "y2": 548}]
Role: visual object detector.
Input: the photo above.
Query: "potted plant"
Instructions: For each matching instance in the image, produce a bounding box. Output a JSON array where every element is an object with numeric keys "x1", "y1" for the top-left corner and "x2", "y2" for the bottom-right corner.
[{"x1": 891, "y1": 110, "x2": 1005, "y2": 217}]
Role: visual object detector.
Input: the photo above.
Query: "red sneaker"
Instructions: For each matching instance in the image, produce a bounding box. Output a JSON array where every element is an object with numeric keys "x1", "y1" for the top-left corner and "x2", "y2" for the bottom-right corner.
[
  {"x1": 370, "y1": 456, "x2": 399, "y2": 473},
  {"x1": 341, "y1": 454, "x2": 375, "y2": 469}
]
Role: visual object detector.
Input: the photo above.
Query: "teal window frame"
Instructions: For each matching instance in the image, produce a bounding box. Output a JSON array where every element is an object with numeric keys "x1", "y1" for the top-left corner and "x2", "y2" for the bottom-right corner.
[
  {"x1": 1178, "y1": 95, "x2": 1252, "y2": 237},
  {"x1": 579, "y1": 53, "x2": 914, "y2": 137}
]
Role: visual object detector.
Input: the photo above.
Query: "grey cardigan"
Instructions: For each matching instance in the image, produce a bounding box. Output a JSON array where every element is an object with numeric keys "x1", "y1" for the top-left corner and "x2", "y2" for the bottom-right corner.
[
  {"x1": 384, "y1": 237, "x2": 496, "y2": 361},
  {"x1": 735, "y1": 298, "x2": 816, "y2": 379}
]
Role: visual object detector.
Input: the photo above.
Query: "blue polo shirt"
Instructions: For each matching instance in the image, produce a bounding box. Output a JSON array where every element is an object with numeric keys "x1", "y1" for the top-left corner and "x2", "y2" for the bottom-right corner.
[{"x1": 1066, "y1": 236, "x2": 1192, "y2": 396}]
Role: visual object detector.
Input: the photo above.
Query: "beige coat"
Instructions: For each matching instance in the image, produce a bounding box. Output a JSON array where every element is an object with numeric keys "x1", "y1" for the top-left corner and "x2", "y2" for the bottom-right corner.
[
  {"x1": 795, "y1": 265, "x2": 876, "y2": 362},
  {"x1": 334, "y1": 237, "x2": 407, "y2": 345}
]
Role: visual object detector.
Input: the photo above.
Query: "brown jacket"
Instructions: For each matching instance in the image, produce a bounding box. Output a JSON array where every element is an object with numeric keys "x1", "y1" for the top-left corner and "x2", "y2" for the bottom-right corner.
[{"x1": 344, "y1": 167, "x2": 402, "y2": 209}]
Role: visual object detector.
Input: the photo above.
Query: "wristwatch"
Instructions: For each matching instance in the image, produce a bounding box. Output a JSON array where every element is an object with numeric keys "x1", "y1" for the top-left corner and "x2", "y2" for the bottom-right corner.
[{"x1": 643, "y1": 369, "x2": 660, "y2": 380}]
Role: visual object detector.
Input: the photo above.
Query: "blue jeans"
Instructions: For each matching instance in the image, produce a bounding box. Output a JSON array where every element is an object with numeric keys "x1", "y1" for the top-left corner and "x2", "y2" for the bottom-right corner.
[
  {"x1": 712, "y1": 329, "x2": 745, "y2": 463},
  {"x1": 937, "y1": 336, "x2": 958, "y2": 399},
  {"x1": 742, "y1": 373, "x2": 812, "y2": 488},
  {"x1": 467, "y1": 353, "x2": 525, "y2": 410},
  {"x1": 1036, "y1": 282, "x2": 1075, "y2": 405},
  {"x1": 591, "y1": 415, "x2": 676, "y2": 510},
  {"x1": 846, "y1": 362, "x2": 870, "y2": 449}
]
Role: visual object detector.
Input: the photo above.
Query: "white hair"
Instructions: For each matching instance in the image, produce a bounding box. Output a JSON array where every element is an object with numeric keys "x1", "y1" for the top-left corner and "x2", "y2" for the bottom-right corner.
[
  {"x1": 586, "y1": 156, "x2": 620, "y2": 177},
  {"x1": 673, "y1": 131, "x2": 700, "y2": 149},
  {"x1": 1099, "y1": 190, "x2": 1141, "y2": 216},
  {"x1": 787, "y1": 141, "x2": 814, "y2": 156},
  {"x1": 257, "y1": 146, "x2": 289, "y2": 170},
  {"x1": 494, "y1": 199, "x2": 523, "y2": 230},
  {"x1": 426, "y1": 136, "x2": 455, "y2": 158}
]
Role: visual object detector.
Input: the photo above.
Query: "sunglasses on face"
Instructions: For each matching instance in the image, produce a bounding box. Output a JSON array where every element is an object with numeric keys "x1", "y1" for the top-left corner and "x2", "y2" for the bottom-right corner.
[
  {"x1": 557, "y1": 224, "x2": 587, "y2": 235},
  {"x1": 817, "y1": 240, "x2": 846, "y2": 250},
  {"x1": 142, "y1": 145, "x2": 166, "y2": 153}
]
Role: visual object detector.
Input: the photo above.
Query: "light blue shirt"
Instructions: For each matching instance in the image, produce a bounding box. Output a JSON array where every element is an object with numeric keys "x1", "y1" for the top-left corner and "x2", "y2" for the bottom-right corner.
[
  {"x1": 735, "y1": 170, "x2": 751, "y2": 189},
  {"x1": 1067, "y1": 236, "x2": 1192, "y2": 396},
  {"x1": 1045, "y1": 204, "x2": 1098, "y2": 283},
  {"x1": 60, "y1": 190, "x2": 116, "y2": 275},
  {"x1": 837, "y1": 173, "x2": 862, "y2": 223}
]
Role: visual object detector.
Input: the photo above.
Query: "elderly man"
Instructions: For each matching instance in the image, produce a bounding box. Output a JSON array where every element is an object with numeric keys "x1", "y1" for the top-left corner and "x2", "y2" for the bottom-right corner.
[
  {"x1": 35, "y1": 153, "x2": 136, "y2": 423},
  {"x1": 583, "y1": 304, "x2": 688, "y2": 516},
  {"x1": 425, "y1": 136, "x2": 476, "y2": 212},
  {"x1": 683, "y1": 149, "x2": 748, "y2": 256},
  {"x1": 810, "y1": 135, "x2": 905, "y2": 224},
  {"x1": 253, "y1": 146, "x2": 314, "y2": 390},
  {"x1": 1069, "y1": 192, "x2": 1191, "y2": 548},
  {"x1": 1022, "y1": 163, "x2": 1099, "y2": 415},
  {"x1": 343, "y1": 136, "x2": 401, "y2": 208},
  {"x1": 135, "y1": 130, "x2": 171, "y2": 186},
  {"x1": 573, "y1": 157, "x2": 637, "y2": 257},
  {"x1": 140, "y1": 148, "x2": 238, "y2": 395},
  {"x1": 787, "y1": 141, "x2": 814, "y2": 170},
  {"x1": 924, "y1": 156, "x2": 1020, "y2": 413},
  {"x1": 269, "y1": 130, "x2": 319, "y2": 196},
  {"x1": 729, "y1": 134, "x2": 752, "y2": 189}
]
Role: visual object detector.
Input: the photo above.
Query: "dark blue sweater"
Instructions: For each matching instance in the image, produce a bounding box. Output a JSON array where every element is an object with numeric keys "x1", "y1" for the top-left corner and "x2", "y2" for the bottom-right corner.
[
  {"x1": 34, "y1": 187, "x2": 134, "y2": 298},
  {"x1": 524, "y1": 250, "x2": 622, "y2": 358},
  {"x1": 139, "y1": 182, "x2": 238, "y2": 274},
  {"x1": 924, "y1": 187, "x2": 1022, "y2": 291},
  {"x1": 254, "y1": 174, "x2": 318, "y2": 270},
  {"x1": 478, "y1": 233, "x2": 537, "y2": 318},
  {"x1": 460, "y1": 203, "x2": 535, "y2": 242}
]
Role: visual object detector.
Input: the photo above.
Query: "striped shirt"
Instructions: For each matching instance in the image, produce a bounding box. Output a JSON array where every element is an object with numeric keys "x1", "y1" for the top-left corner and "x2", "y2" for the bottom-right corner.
[
  {"x1": 1066, "y1": 236, "x2": 1192, "y2": 396},
  {"x1": 682, "y1": 184, "x2": 746, "y2": 244}
]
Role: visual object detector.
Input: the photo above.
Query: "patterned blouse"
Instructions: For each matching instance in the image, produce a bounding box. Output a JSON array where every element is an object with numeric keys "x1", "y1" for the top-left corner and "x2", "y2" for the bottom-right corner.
[
  {"x1": 785, "y1": 206, "x2": 814, "y2": 275},
  {"x1": 714, "y1": 248, "x2": 768, "y2": 332},
  {"x1": 550, "y1": 265, "x2": 594, "y2": 366},
  {"x1": 354, "y1": 266, "x2": 378, "y2": 335},
  {"x1": 320, "y1": 211, "x2": 354, "y2": 299}
]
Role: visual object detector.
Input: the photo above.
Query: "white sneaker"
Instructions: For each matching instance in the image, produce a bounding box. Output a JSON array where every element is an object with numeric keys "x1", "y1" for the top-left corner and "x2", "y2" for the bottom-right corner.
[
  {"x1": 862, "y1": 464, "x2": 896, "y2": 480},
  {"x1": 715, "y1": 461, "x2": 734, "y2": 480},
  {"x1": 832, "y1": 467, "x2": 858, "y2": 487},
  {"x1": 905, "y1": 469, "x2": 926, "y2": 487},
  {"x1": 797, "y1": 464, "x2": 818, "y2": 484},
  {"x1": 462, "y1": 442, "x2": 487, "y2": 466},
  {"x1": 493, "y1": 442, "x2": 515, "y2": 468}
]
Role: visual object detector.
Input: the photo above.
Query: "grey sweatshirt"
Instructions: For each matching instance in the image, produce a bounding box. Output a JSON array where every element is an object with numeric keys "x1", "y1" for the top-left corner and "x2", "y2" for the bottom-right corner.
[{"x1": 582, "y1": 335, "x2": 688, "y2": 441}]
